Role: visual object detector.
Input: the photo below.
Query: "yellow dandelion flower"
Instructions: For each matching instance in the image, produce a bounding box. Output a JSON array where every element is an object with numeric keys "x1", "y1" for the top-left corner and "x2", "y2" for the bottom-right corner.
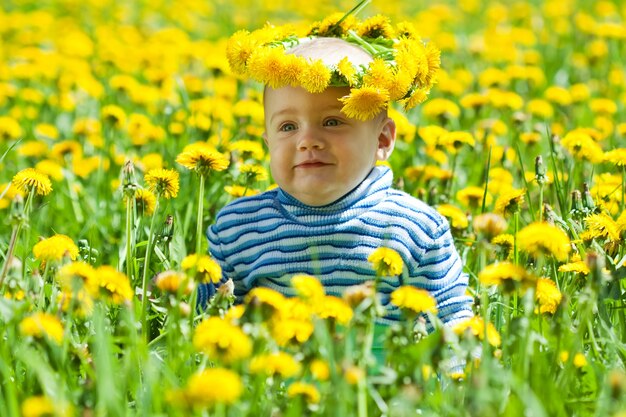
[
  {"x1": 57, "y1": 288, "x2": 94, "y2": 317},
  {"x1": 362, "y1": 58, "x2": 395, "y2": 92},
  {"x1": 590, "y1": 98, "x2": 617, "y2": 115},
  {"x1": 226, "y1": 30, "x2": 259, "y2": 74},
  {"x1": 33, "y1": 234, "x2": 79, "y2": 263},
  {"x1": 495, "y1": 188, "x2": 526, "y2": 217},
  {"x1": 19, "y1": 312, "x2": 64, "y2": 344},
  {"x1": 101, "y1": 104, "x2": 127, "y2": 128},
  {"x1": 228, "y1": 139, "x2": 265, "y2": 161},
  {"x1": 368, "y1": 246, "x2": 404, "y2": 276},
  {"x1": 281, "y1": 53, "x2": 308, "y2": 87},
  {"x1": 535, "y1": 278, "x2": 562, "y2": 314},
  {"x1": 299, "y1": 59, "x2": 332, "y2": 94},
  {"x1": 344, "y1": 365, "x2": 365, "y2": 385},
  {"x1": 57, "y1": 261, "x2": 99, "y2": 296},
  {"x1": 224, "y1": 185, "x2": 259, "y2": 198},
  {"x1": 604, "y1": 148, "x2": 626, "y2": 167},
  {"x1": 291, "y1": 274, "x2": 325, "y2": 301},
  {"x1": 315, "y1": 295, "x2": 353, "y2": 324},
  {"x1": 0, "y1": 116, "x2": 23, "y2": 140},
  {"x1": 272, "y1": 317, "x2": 314, "y2": 346},
  {"x1": 336, "y1": 56, "x2": 358, "y2": 86},
  {"x1": 18, "y1": 141, "x2": 49, "y2": 158},
  {"x1": 401, "y1": 87, "x2": 429, "y2": 111},
  {"x1": 584, "y1": 213, "x2": 620, "y2": 242},
  {"x1": 287, "y1": 382, "x2": 321, "y2": 404},
  {"x1": 155, "y1": 270, "x2": 193, "y2": 295},
  {"x1": 245, "y1": 287, "x2": 286, "y2": 311},
  {"x1": 185, "y1": 368, "x2": 243, "y2": 406},
  {"x1": 21, "y1": 396, "x2": 54, "y2": 417},
  {"x1": 558, "y1": 259, "x2": 590, "y2": 275},
  {"x1": 573, "y1": 353, "x2": 587, "y2": 368},
  {"x1": 422, "y1": 98, "x2": 460, "y2": 119},
  {"x1": 457, "y1": 186, "x2": 493, "y2": 210},
  {"x1": 395, "y1": 21, "x2": 419, "y2": 40},
  {"x1": 176, "y1": 146, "x2": 230, "y2": 176},
  {"x1": 193, "y1": 317, "x2": 252, "y2": 363},
  {"x1": 388, "y1": 68, "x2": 414, "y2": 101},
  {"x1": 35, "y1": 160, "x2": 64, "y2": 182},
  {"x1": 491, "y1": 234, "x2": 515, "y2": 260},
  {"x1": 454, "y1": 317, "x2": 501, "y2": 347},
  {"x1": 310, "y1": 13, "x2": 357, "y2": 37},
  {"x1": 516, "y1": 222, "x2": 571, "y2": 262},
  {"x1": 12, "y1": 168, "x2": 52, "y2": 196},
  {"x1": 247, "y1": 46, "x2": 291, "y2": 89},
  {"x1": 311, "y1": 359, "x2": 330, "y2": 381},
  {"x1": 479, "y1": 261, "x2": 536, "y2": 291},
  {"x1": 270, "y1": 298, "x2": 314, "y2": 345},
  {"x1": 390, "y1": 286, "x2": 438, "y2": 314},
  {"x1": 127, "y1": 188, "x2": 157, "y2": 217},
  {"x1": 34, "y1": 123, "x2": 59, "y2": 140},
  {"x1": 96, "y1": 265, "x2": 133, "y2": 304},
  {"x1": 357, "y1": 14, "x2": 395, "y2": 39},
  {"x1": 340, "y1": 86, "x2": 390, "y2": 121},
  {"x1": 560, "y1": 131, "x2": 604, "y2": 163},
  {"x1": 144, "y1": 168, "x2": 179, "y2": 199},
  {"x1": 423, "y1": 42, "x2": 441, "y2": 87},
  {"x1": 181, "y1": 254, "x2": 222, "y2": 284},
  {"x1": 239, "y1": 164, "x2": 268, "y2": 182},
  {"x1": 250, "y1": 351, "x2": 302, "y2": 377},
  {"x1": 437, "y1": 204, "x2": 469, "y2": 229}
]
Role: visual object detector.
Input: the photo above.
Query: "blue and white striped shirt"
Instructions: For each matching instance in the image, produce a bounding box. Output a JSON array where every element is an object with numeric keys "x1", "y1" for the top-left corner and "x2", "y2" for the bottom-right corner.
[{"x1": 199, "y1": 166, "x2": 473, "y2": 326}]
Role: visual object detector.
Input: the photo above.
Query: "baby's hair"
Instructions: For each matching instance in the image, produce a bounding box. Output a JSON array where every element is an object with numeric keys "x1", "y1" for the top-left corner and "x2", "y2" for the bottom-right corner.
[{"x1": 286, "y1": 37, "x2": 373, "y2": 68}]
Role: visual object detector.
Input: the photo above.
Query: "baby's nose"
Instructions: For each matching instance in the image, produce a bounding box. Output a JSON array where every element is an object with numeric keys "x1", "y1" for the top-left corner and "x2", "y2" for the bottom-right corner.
[{"x1": 297, "y1": 128, "x2": 326, "y2": 150}]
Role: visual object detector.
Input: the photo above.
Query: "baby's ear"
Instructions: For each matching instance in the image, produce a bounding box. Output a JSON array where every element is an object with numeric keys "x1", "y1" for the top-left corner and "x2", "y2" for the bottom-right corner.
[{"x1": 376, "y1": 117, "x2": 396, "y2": 161}]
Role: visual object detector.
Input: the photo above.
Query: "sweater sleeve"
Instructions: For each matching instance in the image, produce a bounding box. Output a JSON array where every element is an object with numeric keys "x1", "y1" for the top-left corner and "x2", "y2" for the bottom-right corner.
[
  {"x1": 411, "y1": 220, "x2": 474, "y2": 328},
  {"x1": 197, "y1": 223, "x2": 237, "y2": 308}
]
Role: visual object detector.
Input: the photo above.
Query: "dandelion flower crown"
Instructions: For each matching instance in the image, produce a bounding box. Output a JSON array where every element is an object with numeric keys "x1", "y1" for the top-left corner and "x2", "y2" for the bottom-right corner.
[{"x1": 226, "y1": 1, "x2": 441, "y2": 121}]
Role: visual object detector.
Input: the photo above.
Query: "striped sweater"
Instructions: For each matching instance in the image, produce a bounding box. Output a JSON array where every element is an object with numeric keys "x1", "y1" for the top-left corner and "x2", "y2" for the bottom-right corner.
[{"x1": 198, "y1": 166, "x2": 473, "y2": 326}]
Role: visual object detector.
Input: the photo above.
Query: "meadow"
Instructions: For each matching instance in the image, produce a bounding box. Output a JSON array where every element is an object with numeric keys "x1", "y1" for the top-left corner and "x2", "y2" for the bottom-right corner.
[{"x1": 1, "y1": 0, "x2": 626, "y2": 416}]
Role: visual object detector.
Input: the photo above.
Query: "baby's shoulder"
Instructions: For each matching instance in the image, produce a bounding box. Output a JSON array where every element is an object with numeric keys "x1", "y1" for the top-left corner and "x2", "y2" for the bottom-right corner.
[
  {"x1": 212, "y1": 189, "x2": 278, "y2": 226},
  {"x1": 380, "y1": 188, "x2": 447, "y2": 232}
]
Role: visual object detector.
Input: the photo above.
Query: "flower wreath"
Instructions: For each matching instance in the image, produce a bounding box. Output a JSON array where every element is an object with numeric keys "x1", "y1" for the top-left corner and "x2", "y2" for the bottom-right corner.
[{"x1": 225, "y1": 6, "x2": 441, "y2": 121}]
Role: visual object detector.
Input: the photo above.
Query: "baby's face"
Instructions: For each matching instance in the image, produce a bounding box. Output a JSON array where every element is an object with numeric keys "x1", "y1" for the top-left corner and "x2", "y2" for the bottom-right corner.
[{"x1": 263, "y1": 86, "x2": 395, "y2": 206}]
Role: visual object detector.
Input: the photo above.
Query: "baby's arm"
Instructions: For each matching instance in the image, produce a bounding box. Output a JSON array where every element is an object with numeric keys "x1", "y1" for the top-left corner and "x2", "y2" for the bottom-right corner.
[
  {"x1": 410, "y1": 221, "x2": 474, "y2": 328},
  {"x1": 196, "y1": 225, "x2": 236, "y2": 307}
]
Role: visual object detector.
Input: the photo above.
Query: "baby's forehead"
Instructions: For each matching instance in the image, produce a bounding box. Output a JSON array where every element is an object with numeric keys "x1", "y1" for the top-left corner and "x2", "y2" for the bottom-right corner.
[{"x1": 286, "y1": 37, "x2": 373, "y2": 68}]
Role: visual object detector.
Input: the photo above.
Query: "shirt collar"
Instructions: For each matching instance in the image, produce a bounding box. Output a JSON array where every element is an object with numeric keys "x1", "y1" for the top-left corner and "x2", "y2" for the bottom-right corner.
[{"x1": 275, "y1": 165, "x2": 393, "y2": 222}]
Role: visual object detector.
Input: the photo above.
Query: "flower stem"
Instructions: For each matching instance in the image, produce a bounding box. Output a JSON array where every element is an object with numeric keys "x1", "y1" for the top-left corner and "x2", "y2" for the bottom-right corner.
[
  {"x1": 125, "y1": 196, "x2": 135, "y2": 284},
  {"x1": 140, "y1": 197, "x2": 160, "y2": 342},
  {"x1": 195, "y1": 174, "x2": 206, "y2": 256},
  {"x1": 0, "y1": 190, "x2": 34, "y2": 286}
]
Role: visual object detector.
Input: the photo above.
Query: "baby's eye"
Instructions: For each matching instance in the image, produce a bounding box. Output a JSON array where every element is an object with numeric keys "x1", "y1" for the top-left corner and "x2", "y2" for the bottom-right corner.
[
  {"x1": 324, "y1": 118, "x2": 342, "y2": 127},
  {"x1": 279, "y1": 123, "x2": 296, "y2": 132}
]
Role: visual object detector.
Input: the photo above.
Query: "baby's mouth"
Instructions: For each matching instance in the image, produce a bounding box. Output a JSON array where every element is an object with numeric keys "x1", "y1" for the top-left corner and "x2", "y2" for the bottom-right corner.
[{"x1": 295, "y1": 160, "x2": 331, "y2": 168}]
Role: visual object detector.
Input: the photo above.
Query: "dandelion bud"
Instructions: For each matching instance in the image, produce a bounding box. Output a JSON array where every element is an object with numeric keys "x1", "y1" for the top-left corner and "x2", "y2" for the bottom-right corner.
[
  {"x1": 534, "y1": 156, "x2": 547, "y2": 185},
  {"x1": 586, "y1": 251, "x2": 607, "y2": 288},
  {"x1": 122, "y1": 160, "x2": 138, "y2": 197},
  {"x1": 217, "y1": 278, "x2": 235, "y2": 297},
  {"x1": 570, "y1": 190, "x2": 583, "y2": 212},
  {"x1": 609, "y1": 370, "x2": 626, "y2": 400},
  {"x1": 582, "y1": 183, "x2": 595, "y2": 211},
  {"x1": 159, "y1": 215, "x2": 174, "y2": 243}
]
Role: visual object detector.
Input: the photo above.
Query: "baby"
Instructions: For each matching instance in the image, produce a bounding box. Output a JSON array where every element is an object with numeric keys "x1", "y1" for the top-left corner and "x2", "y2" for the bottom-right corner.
[{"x1": 199, "y1": 28, "x2": 473, "y2": 329}]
